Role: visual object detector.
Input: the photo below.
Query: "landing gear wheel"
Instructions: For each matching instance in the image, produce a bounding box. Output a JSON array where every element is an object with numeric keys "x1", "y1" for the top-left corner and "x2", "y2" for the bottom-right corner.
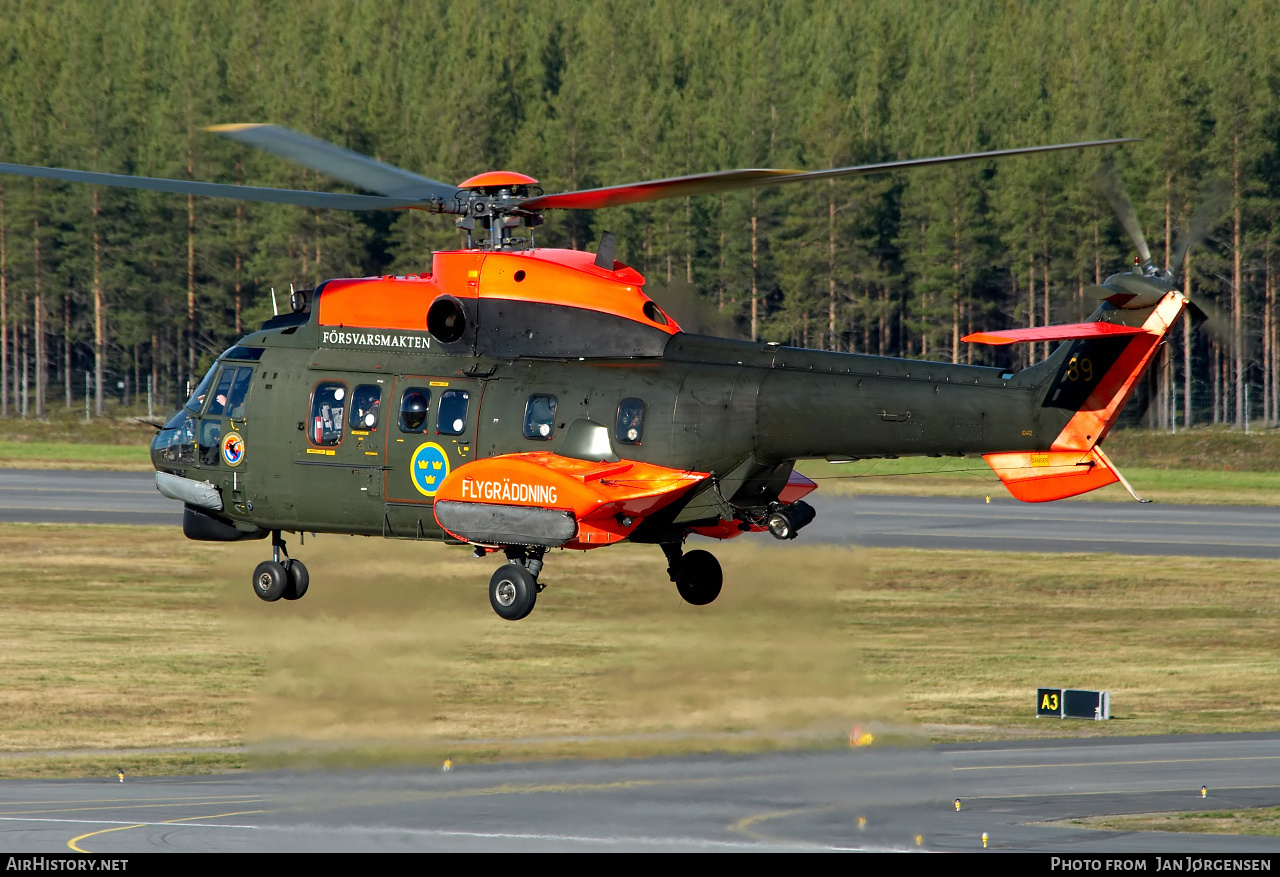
[
  {"x1": 675, "y1": 549, "x2": 722, "y2": 606},
  {"x1": 489, "y1": 564, "x2": 538, "y2": 621},
  {"x1": 252, "y1": 560, "x2": 288, "y2": 602},
  {"x1": 283, "y1": 559, "x2": 309, "y2": 601}
]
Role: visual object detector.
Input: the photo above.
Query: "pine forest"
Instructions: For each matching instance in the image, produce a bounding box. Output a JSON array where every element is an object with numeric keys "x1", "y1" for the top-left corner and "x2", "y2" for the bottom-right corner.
[{"x1": 1, "y1": 0, "x2": 1278, "y2": 430}]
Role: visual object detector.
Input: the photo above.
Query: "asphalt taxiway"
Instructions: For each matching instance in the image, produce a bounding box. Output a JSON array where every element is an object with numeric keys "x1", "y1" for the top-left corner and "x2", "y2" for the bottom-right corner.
[
  {"x1": 0, "y1": 734, "x2": 1277, "y2": 852},
  {"x1": 9, "y1": 468, "x2": 1280, "y2": 559}
]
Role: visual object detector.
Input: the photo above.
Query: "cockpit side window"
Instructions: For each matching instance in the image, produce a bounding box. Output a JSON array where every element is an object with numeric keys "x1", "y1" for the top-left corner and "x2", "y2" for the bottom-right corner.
[
  {"x1": 523, "y1": 394, "x2": 557, "y2": 440},
  {"x1": 348, "y1": 384, "x2": 383, "y2": 431},
  {"x1": 615, "y1": 398, "x2": 645, "y2": 445},
  {"x1": 223, "y1": 367, "x2": 253, "y2": 419},
  {"x1": 309, "y1": 381, "x2": 348, "y2": 446},
  {"x1": 436, "y1": 389, "x2": 470, "y2": 436},
  {"x1": 205, "y1": 368, "x2": 237, "y2": 417},
  {"x1": 398, "y1": 388, "x2": 432, "y2": 433}
]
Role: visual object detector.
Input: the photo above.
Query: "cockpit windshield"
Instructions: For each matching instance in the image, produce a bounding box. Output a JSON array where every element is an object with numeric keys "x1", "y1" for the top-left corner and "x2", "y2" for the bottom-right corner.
[{"x1": 184, "y1": 367, "x2": 217, "y2": 413}]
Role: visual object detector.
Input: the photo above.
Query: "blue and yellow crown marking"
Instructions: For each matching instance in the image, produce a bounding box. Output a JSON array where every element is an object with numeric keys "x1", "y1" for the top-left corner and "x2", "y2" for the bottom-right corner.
[{"x1": 411, "y1": 442, "x2": 450, "y2": 497}]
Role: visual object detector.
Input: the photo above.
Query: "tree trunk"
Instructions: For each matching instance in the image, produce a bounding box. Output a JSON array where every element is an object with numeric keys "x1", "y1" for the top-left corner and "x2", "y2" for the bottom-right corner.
[
  {"x1": 1233, "y1": 134, "x2": 1244, "y2": 427},
  {"x1": 1184, "y1": 252, "x2": 1193, "y2": 429},
  {"x1": 750, "y1": 202, "x2": 758, "y2": 342},
  {"x1": 1027, "y1": 252, "x2": 1036, "y2": 366},
  {"x1": 93, "y1": 189, "x2": 104, "y2": 417},
  {"x1": 63, "y1": 294, "x2": 70, "y2": 409},
  {"x1": 829, "y1": 181, "x2": 837, "y2": 352},
  {"x1": 33, "y1": 207, "x2": 43, "y2": 418}
]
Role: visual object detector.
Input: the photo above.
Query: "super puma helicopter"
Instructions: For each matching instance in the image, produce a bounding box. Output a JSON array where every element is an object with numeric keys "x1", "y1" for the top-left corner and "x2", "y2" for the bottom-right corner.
[{"x1": 0, "y1": 127, "x2": 1184, "y2": 621}]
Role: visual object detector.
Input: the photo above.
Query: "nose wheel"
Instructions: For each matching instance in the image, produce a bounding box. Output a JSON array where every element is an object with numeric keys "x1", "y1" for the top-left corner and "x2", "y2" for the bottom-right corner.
[
  {"x1": 488, "y1": 546, "x2": 545, "y2": 620},
  {"x1": 252, "y1": 531, "x2": 309, "y2": 602}
]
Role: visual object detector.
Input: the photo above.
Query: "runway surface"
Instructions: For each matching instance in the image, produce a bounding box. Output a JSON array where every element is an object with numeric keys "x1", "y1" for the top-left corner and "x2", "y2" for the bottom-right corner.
[
  {"x1": 8, "y1": 468, "x2": 1280, "y2": 560},
  {"x1": 4, "y1": 469, "x2": 1278, "y2": 853},
  {"x1": 0, "y1": 734, "x2": 1277, "y2": 852}
]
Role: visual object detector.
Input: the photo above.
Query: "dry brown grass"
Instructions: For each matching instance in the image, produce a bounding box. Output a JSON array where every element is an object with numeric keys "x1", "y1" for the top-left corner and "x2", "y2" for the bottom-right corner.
[{"x1": 1, "y1": 524, "x2": 1278, "y2": 776}]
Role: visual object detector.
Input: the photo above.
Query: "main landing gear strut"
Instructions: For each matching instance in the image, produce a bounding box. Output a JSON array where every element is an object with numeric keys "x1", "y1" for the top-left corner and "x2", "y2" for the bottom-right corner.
[
  {"x1": 251, "y1": 530, "x2": 309, "y2": 602},
  {"x1": 662, "y1": 541, "x2": 723, "y2": 606},
  {"x1": 480, "y1": 540, "x2": 723, "y2": 620},
  {"x1": 488, "y1": 546, "x2": 546, "y2": 621}
]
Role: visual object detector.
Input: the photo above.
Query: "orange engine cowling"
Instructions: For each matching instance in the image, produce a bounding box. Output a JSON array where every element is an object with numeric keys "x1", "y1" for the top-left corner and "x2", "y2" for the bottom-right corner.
[{"x1": 433, "y1": 452, "x2": 709, "y2": 549}]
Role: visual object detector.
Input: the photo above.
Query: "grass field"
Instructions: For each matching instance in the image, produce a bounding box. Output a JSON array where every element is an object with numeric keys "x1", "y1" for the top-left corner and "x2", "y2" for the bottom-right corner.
[
  {"x1": 1, "y1": 523, "x2": 1277, "y2": 778},
  {"x1": 1053, "y1": 808, "x2": 1280, "y2": 836}
]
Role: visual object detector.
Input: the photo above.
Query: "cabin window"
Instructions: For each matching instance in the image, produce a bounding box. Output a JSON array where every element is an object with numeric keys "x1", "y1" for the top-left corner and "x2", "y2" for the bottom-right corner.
[
  {"x1": 436, "y1": 389, "x2": 470, "y2": 436},
  {"x1": 309, "y1": 381, "x2": 348, "y2": 446},
  {"x1": 523, "y1": 394, "x2": 558, "y2": 439},
  {"x1": 348, "y1": 384, "x2": 383, "y2": 431},
  {"x1": 398, "y1": 388, "x2": 432, "y2": 433},
  {"x1": 615, "y1": 398, "x2": 645, "y2": 445}
]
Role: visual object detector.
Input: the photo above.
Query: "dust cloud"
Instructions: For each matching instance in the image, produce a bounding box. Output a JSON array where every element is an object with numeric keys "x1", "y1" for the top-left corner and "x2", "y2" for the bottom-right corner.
[{"x1": 213, "y1": 536, "x2": 908, "y2": 767}]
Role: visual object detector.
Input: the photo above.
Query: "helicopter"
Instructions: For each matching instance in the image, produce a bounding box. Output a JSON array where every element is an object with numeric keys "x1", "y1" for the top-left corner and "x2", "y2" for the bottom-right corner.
[{"x1": 0, "y1": 126, "x2": 1193, "y2": 621}]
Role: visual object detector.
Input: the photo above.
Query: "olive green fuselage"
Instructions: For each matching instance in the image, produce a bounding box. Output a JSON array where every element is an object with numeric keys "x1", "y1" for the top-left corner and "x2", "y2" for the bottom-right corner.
[{"x1": 154, "y1": 315, "x2": 1083, "y2": 543}]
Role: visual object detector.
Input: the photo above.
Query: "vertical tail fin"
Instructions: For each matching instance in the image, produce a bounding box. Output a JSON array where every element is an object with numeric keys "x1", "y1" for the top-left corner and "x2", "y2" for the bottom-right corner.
[{"x1": 965, "y1": 289, "x2": 1186, "y2": 502}]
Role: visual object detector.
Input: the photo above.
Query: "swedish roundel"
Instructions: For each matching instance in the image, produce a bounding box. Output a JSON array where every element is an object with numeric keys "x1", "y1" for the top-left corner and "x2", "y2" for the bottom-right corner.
[{"x1": 411, "y1": 442, "x2": 450, "y2": 497}]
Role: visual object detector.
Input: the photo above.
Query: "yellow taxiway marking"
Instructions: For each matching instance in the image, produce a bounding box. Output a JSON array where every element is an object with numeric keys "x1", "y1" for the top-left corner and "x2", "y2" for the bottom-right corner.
[
  {"x1": 954, "y1": 755, "x2": 1280, "y2": 771},
  {"x1": 731, "y1": 806, "x2": 830, "y2": 843},
  {"x1": 67, "y1": 809, "x2": 263, "y2": 853}
]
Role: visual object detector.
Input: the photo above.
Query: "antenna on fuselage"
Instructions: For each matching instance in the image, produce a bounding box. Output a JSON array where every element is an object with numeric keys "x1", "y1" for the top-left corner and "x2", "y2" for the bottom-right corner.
[
  {"x1": 594, "y1": 231, "x2": 616, "y2": 270},
  {"x1": 271, "y1": 287, "x2": 278, "y2": 316}
]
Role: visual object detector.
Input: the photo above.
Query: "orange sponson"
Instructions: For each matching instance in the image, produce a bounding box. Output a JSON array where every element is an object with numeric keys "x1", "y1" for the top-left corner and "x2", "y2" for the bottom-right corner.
[
  {"x1": 983, "y1": 447, "x2": 1118, "y2": 502},
  {"x1": 1052, "y1": 291, "x2": 1186, "y2": 451},
  {"x1": 434, "y1": 452, "x2": 708, "y2": 549}
]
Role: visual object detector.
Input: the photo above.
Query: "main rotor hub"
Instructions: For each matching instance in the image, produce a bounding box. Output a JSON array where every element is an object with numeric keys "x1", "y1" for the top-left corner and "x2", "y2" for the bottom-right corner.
[{"x1": 456, "y1": 172, "x2": 543, "y2": 250}]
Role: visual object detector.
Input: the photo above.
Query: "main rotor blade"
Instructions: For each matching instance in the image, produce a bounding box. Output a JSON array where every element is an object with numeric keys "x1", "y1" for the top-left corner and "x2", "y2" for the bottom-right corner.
[
  {"x1": 1169, "y1": 180, "x2": 1230, "y2": 278},
  {"x1": 207, "y1": 123, "x2": 463, "y2": 208},
  {"x1": 521, "y1": 138, "x2": 1139, "y2": 212},
  {"x1": 0, "y1": 161, "x2": 426, "y2": 210},
  {"x1": 1093, "y1": 162, "x2": 1152, "y2": 266}
]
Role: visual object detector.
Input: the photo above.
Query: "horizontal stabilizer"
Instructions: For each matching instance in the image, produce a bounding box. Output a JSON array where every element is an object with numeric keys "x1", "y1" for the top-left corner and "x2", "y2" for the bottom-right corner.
[
  {"x1": 983, "y1": 447, "x2": 1119, "y2": 502},
  {"x1": 963, "y1": 322, "x2": 1147, "y2": 346}
]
